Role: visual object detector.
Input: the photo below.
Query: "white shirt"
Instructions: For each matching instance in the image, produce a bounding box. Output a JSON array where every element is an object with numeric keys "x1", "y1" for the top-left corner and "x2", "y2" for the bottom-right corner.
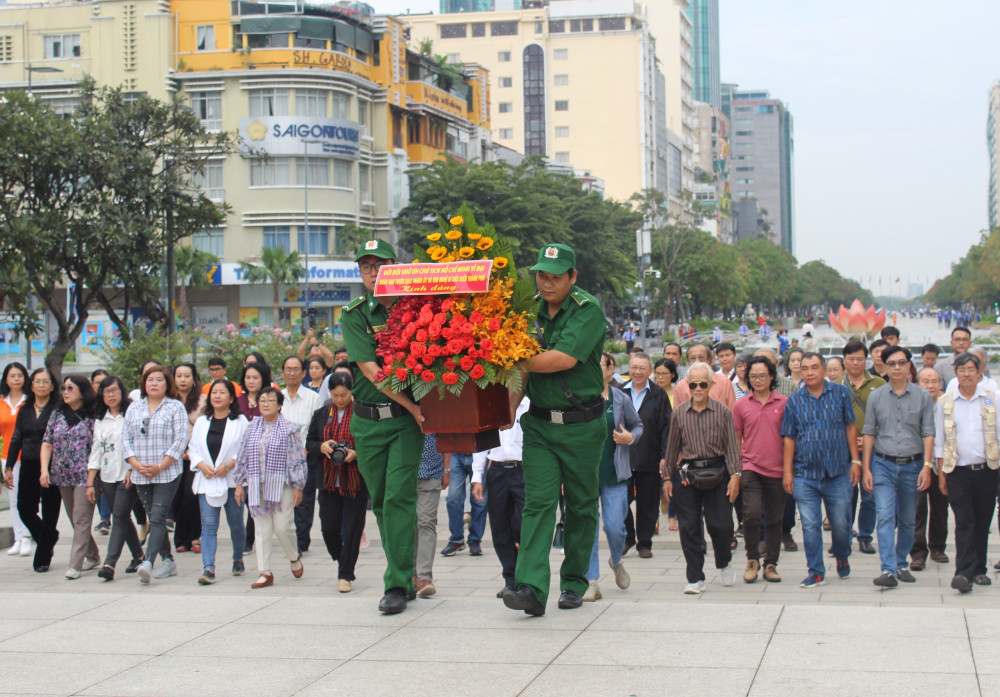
[
  {"x1": 472, "y1": 398, "x2": 529, "y2": 484},
  {"x1": 934, "y1": 385, "x2": 1000, "y2": 465},
  {"x1": 281, "y1": 385, "x2": 321, "y2": 434},
  {"x1": 87, "y1": 411, "x2": 128, "y2": 483},
  {"x1": 188, "y1": 414, "x2": 249, "y2": 491},
  {"x1": 944, "y1": 375, "x2": 999, "y2": 396}
]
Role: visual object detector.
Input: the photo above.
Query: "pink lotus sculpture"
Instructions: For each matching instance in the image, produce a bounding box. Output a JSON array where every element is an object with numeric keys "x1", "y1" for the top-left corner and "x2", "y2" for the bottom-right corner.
[{"x1": 829, "y1": 300, "x2": 886, "y2": 337}]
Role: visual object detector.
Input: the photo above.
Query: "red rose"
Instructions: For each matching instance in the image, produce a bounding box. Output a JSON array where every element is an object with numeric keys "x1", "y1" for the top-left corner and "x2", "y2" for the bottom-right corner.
[
  {"x1": 374, "y1": 371, "x2": 385, "y2": 382},
  {"x1": 395, "y1": 367, "x2": 409, "y2": 382},
  {"x1": 488, "y1": 318, "x2": 501, "y2": 331},
  {"x1": 428, "y1": 323, "x2": 442, "y2": 339},
  {"x1": 428, "y1": 344, "x2": 443, "y2": 357},
  {"x1": 410, "y1": 342, "x2": 426, "y2": 359},
  {"x1": 460, "y1": 355, "x2": 475, "y2": 372},
  {"x1": 434, "y1": 312, "x2": 447, "y2": 324},
  {"x1": 405, "y1": 357, "x2": 417, "y2": 370},
  {"x1": 480, "y1": 338, "x2": 495, "y2": 351},
  {"x1": 421, "y1": 370, "x2": 435, "y2": 382},
  {"x1": 480, "y1": 351, "x2": 492, "y2": 361},
  {"x1": 469, "y1": 311, "x2": 484, "y2": 324},
  {"x1": 467, "y1": 348, "x2": 479, "y2": 359},
  {"x1": 461, "y1": 335, "x2": 475, "y2": 349},
  {"x1": 395, "y1": 351, "x2": 405, "y2": 361},
  {"x1": 450, "y1": 314, "x2": 466, "y2": 328},
  {"x1": 422, "y1": 354, "x2": 435, "y2": 365},
  {"x1": 446, "y1": 339, "x2": 464, "y2": 354},
  {"x1": 441, "y1": 298, "x2": 453, "y2": 312},
  {"x1": 415, "y1": 329, "x2": 429, "y2": 343},
  {"x1": 461, "y1": 323, "x2": 475, "y2": 335},
  {"x1": 444, "y1": 358, "x2": 456, "y2": 370},
  {"x1": 442, "y1": 372, "x2": 459, "y2": 385},
  {"x1": 441, "y1": 327, "x2": 456, "y2": 340},
  {"x1": 470, "y1": 364, "x2": 485, "y2": 380},
  {"x1": 402, "y1": 311, "x2": 415, "y2": 324}
]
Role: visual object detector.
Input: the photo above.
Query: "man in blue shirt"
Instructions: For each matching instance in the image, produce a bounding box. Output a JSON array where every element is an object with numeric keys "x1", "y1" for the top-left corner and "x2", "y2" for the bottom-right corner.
[{"x1": 781, "y1": 352, "x2": 861, "y2": 588}]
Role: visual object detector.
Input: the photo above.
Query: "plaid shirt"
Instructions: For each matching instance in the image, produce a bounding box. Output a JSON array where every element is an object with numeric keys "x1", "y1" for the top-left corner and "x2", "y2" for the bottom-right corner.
[{"x1": 122, "y1": 397, "x2": 191, "y2": 484}]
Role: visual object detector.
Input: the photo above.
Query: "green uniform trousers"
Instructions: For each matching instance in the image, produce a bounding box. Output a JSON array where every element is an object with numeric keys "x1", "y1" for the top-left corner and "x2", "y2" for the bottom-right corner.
[
  {"x1": 514, "y1": 411, "x2": 606, "y2": 606},
  {"x1": 352, "y1": 412, "x2": 424, "y2": 593}
]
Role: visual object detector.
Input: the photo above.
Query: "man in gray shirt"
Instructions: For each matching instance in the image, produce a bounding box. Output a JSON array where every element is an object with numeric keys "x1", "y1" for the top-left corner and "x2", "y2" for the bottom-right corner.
[
  {"x1": 935, "y1": 326, "x2": 973, "y2": 389},
  {"x1": 861, "y1": 345, "x2": 934, "y2": 589}
]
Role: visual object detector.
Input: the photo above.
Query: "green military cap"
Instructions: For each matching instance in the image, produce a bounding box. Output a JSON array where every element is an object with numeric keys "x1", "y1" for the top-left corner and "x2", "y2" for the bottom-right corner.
[
  {"x1": 529, "y1": 243, "x2": 576, "y2": 275},
  {"x1": 355, "y1": 238, "x2": 397, "y2": 262}
]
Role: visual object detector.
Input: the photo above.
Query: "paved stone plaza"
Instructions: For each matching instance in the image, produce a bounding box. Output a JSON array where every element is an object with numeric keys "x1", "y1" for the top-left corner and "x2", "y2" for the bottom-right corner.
[{"x1": 0, "y1": 498, "x2": 997, "y2": 697}]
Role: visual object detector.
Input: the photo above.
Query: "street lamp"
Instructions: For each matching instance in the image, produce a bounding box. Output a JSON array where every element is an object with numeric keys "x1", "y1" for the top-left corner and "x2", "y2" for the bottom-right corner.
[
  {"x1": 25, "y1": 65, "x2": 63, "y2": 95},
  {"x1": 301, "y1": 138, "x2": 322, "y2": 332}
]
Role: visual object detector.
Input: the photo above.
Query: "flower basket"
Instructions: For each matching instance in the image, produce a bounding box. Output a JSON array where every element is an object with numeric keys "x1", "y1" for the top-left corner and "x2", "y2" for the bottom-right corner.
[{"x1": 419, "y1": 382, "x2": 511, "y2": 452}]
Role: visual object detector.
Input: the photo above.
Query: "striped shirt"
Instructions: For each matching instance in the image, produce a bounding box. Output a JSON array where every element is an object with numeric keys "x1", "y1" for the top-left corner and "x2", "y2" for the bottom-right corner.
[{"x1": 663, "y1": 398, "x2": 742, "y2": 477}]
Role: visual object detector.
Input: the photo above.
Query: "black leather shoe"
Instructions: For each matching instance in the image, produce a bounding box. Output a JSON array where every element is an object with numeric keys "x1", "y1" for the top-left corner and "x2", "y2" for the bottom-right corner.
[
  {"x1": 469, "y1": 541, "x2": 482, "y2": 556},
  {"x1": 378, "y1": 587, "x2": 408, "y2": 614},
  {"x1": 858, "y1": 540, "x2": 876, "y2": 554},
  {"x1": 502, "y1": 586, "x2": 545, "y2": 616},
  {"x1": 557, "y1": 590, "x2": 583, "y2": 609},
  {"x1": 407, "y1": 586, "x2": 417, "y2": 601},
  {"x1": 951, "y1": 575, "x2": 972, "y2": 593},
  {"x1": 125, "y1": 558, "x2": 143, "y2": 574}
]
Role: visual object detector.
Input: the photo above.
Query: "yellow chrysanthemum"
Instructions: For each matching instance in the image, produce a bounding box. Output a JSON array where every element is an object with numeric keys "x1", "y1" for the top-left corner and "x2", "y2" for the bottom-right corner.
[
  {"x1": 476, "y1": 237, "x2": 494, "y2": 251},
  {"x1": 458, "y1": 246, "x2": 475, "y2": 258},
  {"x1": 426, "y1": 232, "x2": 442, "y2": 242},
  {"x1": 493, "y1": 256, "x2": 509, "y2": 269},
  {"x1": 445, "y1": 229, "x2": 462, "y2": 240},
  {"x1": 442, "y1": 254, "x2": 456, "y2": 262},
  {"x1": 450, "y1": 216, "x2": 464, "y2": 226},
  {"x1": 467, "y1": 232, "x2": 482, "y2": 240},
  {"x1": 428, "y1": 246, "x2": 447, "y2": 261}
]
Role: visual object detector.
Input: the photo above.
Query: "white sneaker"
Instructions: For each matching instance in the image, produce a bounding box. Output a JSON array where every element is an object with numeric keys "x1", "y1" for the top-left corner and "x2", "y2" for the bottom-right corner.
[
  {"x1": 683, "y1": 580, "x2": 706, "y2": 594},
  {"x1": 609, "y1": 557, "x2": 631, "y2": 589},
  {"x1": 137, "y1": 561, "x2": 153, "y2": 584},
  {"x1": 719, "y1": 564, "x2": 736, "y2": 586},
  {"x1": 81, "y1": 558, "x2": 99, "y2": 571},
  {"x1": 65, "y1": 568, "x2": 80, "y2": 580},
  {"x1": 582, "y1": 580, "x2": 602, "y2": 602},
  {"x1": 153, "y1": 558, "x2": 178, "y2": 579},
  {"x1": 6, "y1": 543, "x2": 19, "y2": 556},
  {"x1": 19, "y1": 537, "x2": 32, "y2": 556}
]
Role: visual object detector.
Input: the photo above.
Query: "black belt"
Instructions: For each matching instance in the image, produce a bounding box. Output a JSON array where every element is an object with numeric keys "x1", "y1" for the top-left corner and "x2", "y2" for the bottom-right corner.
[
  {"x1": 968, "y1": 462, "x2": 988, "y2": 471},
  {"x1": 354, "y1": 400, "x2": 406, "y2": 421},
  {"x1": 493, "y1": 460, "x2": 521, "y2": 468},
  {"x1": 874, "y1": 451, "x2": 923, "y2": 465},
  {"x1": 682, "y1": 456, "x2": 726, "y2": 469},
  {"x1": 529, "y1": 398, "x2": 604, "y2": 425}
]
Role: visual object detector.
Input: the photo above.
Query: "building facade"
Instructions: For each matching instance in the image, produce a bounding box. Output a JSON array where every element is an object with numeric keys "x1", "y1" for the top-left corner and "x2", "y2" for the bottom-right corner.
[
  {"x1": 989, "y1": 80, "x2": 1000, "y2": 230},
  {"x1": 725, "y1": 85, "x2": 794, "y2": 253},
  {"x1": 404, "y1": 0, "x2": 670, "y2": 204},
  {"x1": 694, "y1": 100, "x2": 730, "y2": 241},
  {"x1": 688, "y1": 0, "x2": 718, "y2": 109}
]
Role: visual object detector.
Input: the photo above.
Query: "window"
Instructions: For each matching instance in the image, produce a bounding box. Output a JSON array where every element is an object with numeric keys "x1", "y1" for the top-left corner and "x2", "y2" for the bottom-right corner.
[
  {"x1": 47, "y1": 97, "x2": 79, "y2": 118},
  {"x1": 297, "y1": 226, "x2": 329, "y2": 256},
  {"x1": 295, "y1": 37, "x2": 326, "y2": 49},
  {"x1": 598, "y1": 17, "x2": 626, "y2": 31},
  {"x1": 333, "y1": 159, "x2": 352, "y2": 188},
  {"x1": 522, "y1": 45, "x2": 546, "y2": 156},
  {"x1": 491, "y1": 21, "x2": 518, "y2": 36},
  {"x1": 734, "y1": 118, "x2": 753, "y2": 124},
  {"x1": 471, "y1": 23, "x2": 486, "y2": 37},
  {"x1": 735, "y1": 166, "x2": 755, "y2": 172},
  {"x1": 554, "y1": 100, "x2": 568, "y2": 111},
  {"x1": 535, "y1": 21, "x2": 544, "y2": 34},
  {"x1": 737, "y1": 191, "x2": 754, "y2": 198},
  {"x1": 498, "y1": 102, "x2": 512, "y2": 113},
  {"x1": 554, "y1": 74, "x2": 569, "y2": 86},
  {"x1": 498, "y1": 128, "x2": 513, "y2": 139},
  {"x1": 331, "y1": 92, "x2": 349, "y2": 120},
  {"x1": 498, "y1": 51, "x2": 511, "y2": 62},
  {"x1": 250, "y1": 157, "x2": 290, "y2": 186},
  {"x1": 359, "y1": 164, "x2": 371, "y2": 202},
  {"x1": 249, "y1": 88, "x2": 289, "y2": 117},
  {"x1": 498, "y1": 77, "x2": 513, "y2": 88},
  {"x1": 43, "y1": 34, "x2": 81, "y2": 59},
  {"x1": 295, "y1": 89, "x2": 326, "y2": 117},
  {"x1": 357, "y1": 100, "x2": 368, "y2": 128},
  {"x1": 196, "y1": 25, "x2": 215, "y2": 51},
  {"x1": 193, "y1": 229, "x2": 224, "y2": 258},
  {"x1": 735, "y1": 154, "x2": 754, "y2": 160},
  {"x1": 555, "y1": 126, "x2": 569, "y2": 137},
  {"x1": 570, "y1": 18, "x2": 593, "y2": 32},
  {"x1": 440, "y1": 24, "x2": 467, "y2": 39},
  {"x1": 668, "y1": 144, "x2": 682, "y2": 197},
  {"x1": 735, "y1": 130, "x2": 753, "y2": 136},
  {"x1": 553, "y1": 48, "x2": 568, "y2": 60},
  {"x1": 548, "y1": 20, "x2": 565, "y2": 33},
  {"x1": 263, "y1": 226, "x2": 291, "y2": 251},
  {"x1": 737, "y1": 178, "x2": 754, "y2": 184},
  {"x1": 190, "y1": 91, "x2": 222, "y2": 131},
  {"x1": 0, "y1": 36, "x2": 12, "y2": 63},
  {"x1": 445, "y1": 53, "x2": 461, "y2": 64},
  {"x1": 555, "y1": 152, "x2": 570, "y2": 163},
  {"x1": 757, "y1": 104, "x2": 775, "y2": 114},
  {"x1": 734, "y1": 142, "x2": 754, "y2": 149},
  {"x1": 193, "y1": 161, "x2": 224, "y2": 200},
  {"x1": 296, "y1": 158, "x2": 329, "y2": 186},
  {"x1": 247, "y1": 33, "x2": 288, "y2": 48},
  {"x1": 735, "y1": 106, "x2": 751, "y2": 112}
]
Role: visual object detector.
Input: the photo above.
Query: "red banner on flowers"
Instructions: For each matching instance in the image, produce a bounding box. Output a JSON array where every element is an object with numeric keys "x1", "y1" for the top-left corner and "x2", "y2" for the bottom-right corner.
[{"x1": 374, "y1": 260, "x2": 494, "y2": 297}]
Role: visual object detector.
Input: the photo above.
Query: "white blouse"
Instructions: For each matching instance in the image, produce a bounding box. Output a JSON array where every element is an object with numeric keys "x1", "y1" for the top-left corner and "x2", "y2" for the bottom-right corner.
[{"x1": 87, "y1": 411, "x2": 128, "y2": 483}]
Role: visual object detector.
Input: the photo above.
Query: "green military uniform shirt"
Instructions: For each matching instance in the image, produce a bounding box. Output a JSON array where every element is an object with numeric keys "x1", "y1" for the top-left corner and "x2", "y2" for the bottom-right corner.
[
  {"x1": 841, "y1": 371, "x2": 886, "y2": 427},
  {"x1": 527, "y1": 286, "x2": 607, "y2": 410},
  {"x1": 341, "y1": 292, "x2": 391, "y2": 404}
]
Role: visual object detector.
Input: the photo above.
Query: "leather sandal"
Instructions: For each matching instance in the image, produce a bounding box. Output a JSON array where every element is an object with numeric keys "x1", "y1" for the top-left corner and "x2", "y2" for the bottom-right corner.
[
  {"x1": 290, "y1": 556, "x2": 304, "y2": 579},
  {"x1": 251, "y1": 572, "x2": 274, "y2": 589}
]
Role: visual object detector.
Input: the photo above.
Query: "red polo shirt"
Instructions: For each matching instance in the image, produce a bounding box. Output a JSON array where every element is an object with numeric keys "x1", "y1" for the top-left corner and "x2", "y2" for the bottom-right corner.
[{"x1": 732, "y1": 390, "x2": 787, "y2": 478}]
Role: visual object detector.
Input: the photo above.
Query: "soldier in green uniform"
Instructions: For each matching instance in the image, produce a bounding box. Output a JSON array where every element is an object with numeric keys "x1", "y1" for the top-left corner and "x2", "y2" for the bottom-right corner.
[
  {"x1": 502, "y1": 243, "x2": 608, "y2": 616},
  {"x1": 341, "y1": 239, "x2": 425, "y2": 614}
]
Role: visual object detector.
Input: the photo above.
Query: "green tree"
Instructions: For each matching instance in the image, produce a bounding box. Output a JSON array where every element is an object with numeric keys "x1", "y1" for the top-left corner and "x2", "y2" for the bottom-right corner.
[
  {"x1": 174, "y1": 246, "x2": 220, "y2": 327},
  {"x1": 238, "y1": 246, "x2": 304, "y2": 326}
]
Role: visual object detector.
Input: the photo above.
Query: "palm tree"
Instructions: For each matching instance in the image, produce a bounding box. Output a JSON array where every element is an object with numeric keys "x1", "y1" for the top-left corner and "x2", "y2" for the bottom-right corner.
[
  {"x1": 238, "y1": 246, "x2": 304, "y2": 326},
  {"x1": 174, "y1": 246, "x2": 219, "y2": 327}
]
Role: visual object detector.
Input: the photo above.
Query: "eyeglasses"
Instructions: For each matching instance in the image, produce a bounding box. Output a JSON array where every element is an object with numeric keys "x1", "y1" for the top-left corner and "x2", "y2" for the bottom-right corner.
[
  {"x1": 748, "y1": 374, "x2": 770, "y2": 381},
  {"x1": 689, "y1": 381, "x2": 710, "y2": 390},
  {"x1": 32, "y1": 379, "x2": 51, "y2": 386},
  {"x1": 61, "y1": 385, "x2": 76, "y2": 392},
  {"x1": 140, "y1": 417, "x2": 150, "y2": 435},
  {"x1": 359, "y1": 262, "x2": 389, "y2": 275},
  {"x1": 885, "y1": 360, "x2": 909, "y2": 368}
]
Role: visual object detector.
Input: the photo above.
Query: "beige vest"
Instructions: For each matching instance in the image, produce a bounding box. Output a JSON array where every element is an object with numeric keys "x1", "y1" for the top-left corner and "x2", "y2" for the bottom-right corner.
[{"x1": 939, "y1": 389, "x2": 1000, "y2": 473}]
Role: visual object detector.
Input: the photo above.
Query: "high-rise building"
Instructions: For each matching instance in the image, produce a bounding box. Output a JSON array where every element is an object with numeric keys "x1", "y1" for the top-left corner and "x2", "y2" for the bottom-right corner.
[
  {"x1": 405, "y1": 0, "x2": 673, "y2": 203},
  {"x1": 727, "y1": 86, "x2": 794, "y2": 253},
  {"x1": 688, "y1": 0, "x2": 719, "y2": 109},
  {"x1": 441, "y1": 0, "x2": 495, "y2": 12},
  {"x1": 988, "y1": 80, "x2": 1000, "y2": 229},
  {"x1": 693, "y1": 101, "x2": 731, "y2": 241}
]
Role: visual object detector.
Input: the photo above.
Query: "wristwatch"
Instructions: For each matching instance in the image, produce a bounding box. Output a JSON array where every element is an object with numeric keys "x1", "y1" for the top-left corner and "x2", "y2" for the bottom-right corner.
[
  {"x1": 922, "y1": 461, "x2": 934, "y2": 469},
  {"x1": 850, "y1": 459, "x2": 861, "y2": 466}
]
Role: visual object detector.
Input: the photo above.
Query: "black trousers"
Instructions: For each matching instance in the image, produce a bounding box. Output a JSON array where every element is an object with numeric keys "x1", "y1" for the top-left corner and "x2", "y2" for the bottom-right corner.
[
  {"x1": 16, "y1": 458, "x2": 61, "y2": 570},
  {"x1": 486, "y1": 463, "x2": 525, "y2": 590},
  {"x1": 741, "y1": 470, "x2": 785, "y2": 566},
  {"x1": 102, "y1": 480, "x2": 144, "y2": 568},
  {"x1": 911, "y1": 480, "x2": 949, "y2": 562},
  {"x1": 317, "y1": 485, "x2": 368, "y2": 581},
  {"x1": 946, "y1": 466, "x2": 999, "y2": 579},
  {"x1": 171, "y1": 466, "x2": 201, "y2": 548},
  {"x1": 295, "y1": 465, "x2": 319, "y2": 552},
  {"x1": 672, "y1": 471, "x2": 734, "y2": 583},
  {"x1": 626, "y1": 470, "x2": 661, "y2": 551}
]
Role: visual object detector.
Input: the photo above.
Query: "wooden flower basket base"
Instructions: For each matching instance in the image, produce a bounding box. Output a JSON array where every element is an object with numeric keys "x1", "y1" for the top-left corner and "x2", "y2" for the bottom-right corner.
[{"x1": 420, "y1": 383, "x2": 513, "y2": 453}]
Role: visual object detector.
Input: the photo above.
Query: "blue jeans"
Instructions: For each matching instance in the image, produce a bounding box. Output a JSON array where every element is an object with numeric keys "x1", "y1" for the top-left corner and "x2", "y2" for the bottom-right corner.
[
  {"x1": 588, "y1": 483, "x2": 629, "y2": 580},
  {"x1": 197, "y1": 492, "x2": 246, "y2": 571},
  {"x1": 446, "y1": 453, "x2": 487, "y2": 543},
  {"x1": 871, "y1": 455, "x2": 920, "y2": 575},
  {"x1": 852, "y1": 484, "x2": 876, "y2": 542},
  {"x1": 794, "y1": 472, "x2": 852, "y2": 578}
]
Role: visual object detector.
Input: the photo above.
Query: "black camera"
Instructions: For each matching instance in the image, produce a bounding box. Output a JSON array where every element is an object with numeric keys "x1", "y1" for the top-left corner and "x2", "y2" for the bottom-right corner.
[{"x1": 329, "y1": 441, "x2": 351, "y2": 465}]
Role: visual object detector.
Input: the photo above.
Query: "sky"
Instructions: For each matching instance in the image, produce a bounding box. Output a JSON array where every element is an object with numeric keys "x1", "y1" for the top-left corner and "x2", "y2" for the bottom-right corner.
[{"x1": 366, "y1": 0, "x2": 1000, "y2": 295}]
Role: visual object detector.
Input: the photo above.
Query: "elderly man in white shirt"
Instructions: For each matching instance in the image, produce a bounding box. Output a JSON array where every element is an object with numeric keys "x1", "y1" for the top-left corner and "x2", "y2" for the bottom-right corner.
[
  {"x1": 279, "y1": 356, "x2": 321, "y2": 554},
  {"x1": 472, "y1": 397, "x2": 529, "y2": 598},
  {"x1": 943, "y1": 346, "x2": 997, "y2": 395}
]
